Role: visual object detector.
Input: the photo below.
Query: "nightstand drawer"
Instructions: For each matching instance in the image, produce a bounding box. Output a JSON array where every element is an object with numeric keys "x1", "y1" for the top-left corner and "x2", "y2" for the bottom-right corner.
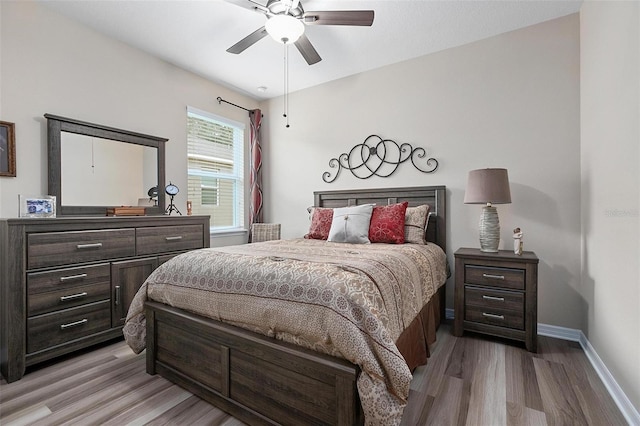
[
  {"x1": 465, "y1": 305, "x2": 524, "y2": 330},
  {"x1": 465, "y1": 286, "x2": 524, "y2": 313},
  {"x1": 465, "y1": 265, "x2": 524, "y2": 290},
  {"x1": 136, "y1": 225, "x2": 204, "y2": 255},
  {"x1": 27, "y1": 301, "x2": 111, "y2": 353}
]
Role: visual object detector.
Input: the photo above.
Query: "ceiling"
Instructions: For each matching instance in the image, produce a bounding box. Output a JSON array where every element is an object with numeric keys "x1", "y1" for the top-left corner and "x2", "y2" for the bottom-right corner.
[{"x1": 40, "y1": 0, "x2": 582, "y2": 101}]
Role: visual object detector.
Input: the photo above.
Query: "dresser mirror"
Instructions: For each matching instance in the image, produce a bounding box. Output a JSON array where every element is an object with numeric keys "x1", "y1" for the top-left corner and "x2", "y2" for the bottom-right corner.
[{"x1": 46, "y1": 114, "x2": 167, "y2": 216}]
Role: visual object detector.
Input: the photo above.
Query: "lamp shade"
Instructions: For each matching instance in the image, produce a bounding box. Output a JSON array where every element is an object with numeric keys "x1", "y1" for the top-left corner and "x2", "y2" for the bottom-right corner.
[
  {"x1": 464, "y1": 168, "x2": 512, "y2": 205},
  {"x1": 265, "y1": 15, "x2": 304, "y2": 44}
]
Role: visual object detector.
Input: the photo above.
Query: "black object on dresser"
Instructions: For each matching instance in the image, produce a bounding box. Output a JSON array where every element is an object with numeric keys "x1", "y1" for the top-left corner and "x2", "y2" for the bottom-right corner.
[
  {"x1": 0, "y1": 215, "x2": 210, "y2": 383},
  {"x1": 453, "y1": 247, "x2": 539, "y2": 352}
]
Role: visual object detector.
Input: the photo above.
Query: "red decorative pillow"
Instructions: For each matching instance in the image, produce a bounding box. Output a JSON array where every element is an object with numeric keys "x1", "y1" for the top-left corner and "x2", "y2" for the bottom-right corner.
[
  {"x1": 368, "y1": 202, "x2": 408, "y2": 244},
  {"x1": 305, "y1": 207, "x2": 334, "y2": 240}
]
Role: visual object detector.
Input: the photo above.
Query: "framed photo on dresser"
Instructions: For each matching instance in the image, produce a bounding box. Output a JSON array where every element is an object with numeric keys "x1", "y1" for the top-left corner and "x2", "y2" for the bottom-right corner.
[{"x1": 19, "y1": 195, "x2": 56, "y2": 218}]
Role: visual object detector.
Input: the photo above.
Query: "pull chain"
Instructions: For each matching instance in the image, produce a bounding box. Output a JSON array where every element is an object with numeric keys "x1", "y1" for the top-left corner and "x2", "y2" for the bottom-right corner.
[
  {"x1": 91, "y1": 140, "x2": 95, "y2": 173},
  {"x1": 283, "y1": 42, "x2": 290, "y2": 128}
]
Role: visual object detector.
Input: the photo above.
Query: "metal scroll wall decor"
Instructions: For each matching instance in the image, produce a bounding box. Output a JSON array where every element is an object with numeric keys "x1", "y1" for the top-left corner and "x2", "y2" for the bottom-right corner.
[{"x1": 322, "y1": 135, "x2": 439, "y2": 183}]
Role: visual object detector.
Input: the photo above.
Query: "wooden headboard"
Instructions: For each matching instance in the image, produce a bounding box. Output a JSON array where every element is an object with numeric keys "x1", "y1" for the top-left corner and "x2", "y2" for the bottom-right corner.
[{"x1": 314, "y1": 186, "x2": 447, "y2": 253}]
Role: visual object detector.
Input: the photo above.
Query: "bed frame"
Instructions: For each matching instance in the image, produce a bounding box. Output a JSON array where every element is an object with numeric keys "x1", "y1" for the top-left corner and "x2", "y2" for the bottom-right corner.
[{"x1": 145, "y1": 186, "x2": 447, "y2": 426}]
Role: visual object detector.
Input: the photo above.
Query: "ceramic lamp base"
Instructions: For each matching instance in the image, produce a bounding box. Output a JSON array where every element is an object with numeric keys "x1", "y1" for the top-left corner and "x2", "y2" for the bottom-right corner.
[{"x1": 479, "y1": 205, "x2": 500, "y2": 252}]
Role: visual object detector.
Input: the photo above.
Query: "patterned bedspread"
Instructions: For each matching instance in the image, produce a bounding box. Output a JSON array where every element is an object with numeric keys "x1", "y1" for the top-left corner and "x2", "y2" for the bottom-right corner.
[{"x1": 123, "y1": 238, "x2": 447, "y2": 425}]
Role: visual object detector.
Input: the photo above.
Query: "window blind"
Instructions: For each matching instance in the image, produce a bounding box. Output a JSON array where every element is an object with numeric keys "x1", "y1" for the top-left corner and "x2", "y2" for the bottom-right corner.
[{"x1": 187, "y1": 107, "x2": 245, "y2": 231}]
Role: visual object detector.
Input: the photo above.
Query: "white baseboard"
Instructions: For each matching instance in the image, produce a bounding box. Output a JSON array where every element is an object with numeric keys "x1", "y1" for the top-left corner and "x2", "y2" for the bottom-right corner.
[
  {"x1": 578, "y1": 332, "x2": 640, "y2": 425},
  {"x1": 536, "y1": 323, "x2": 639, "y2": 425},
  {"x1": 447, "y1": 314, "x2": 639, "y2": 425},
  {"x1": 537, "y1": 323, "x2": 582, "y2": 341}
]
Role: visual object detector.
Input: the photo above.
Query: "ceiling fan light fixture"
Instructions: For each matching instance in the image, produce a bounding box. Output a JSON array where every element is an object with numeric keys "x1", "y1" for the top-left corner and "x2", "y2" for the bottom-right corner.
[{"x1": 265, "y1": 14, "x2": 304, "y2": 44}]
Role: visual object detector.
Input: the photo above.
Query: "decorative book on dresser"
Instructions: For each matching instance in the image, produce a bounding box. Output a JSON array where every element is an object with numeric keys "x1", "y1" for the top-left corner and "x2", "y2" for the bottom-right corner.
[
  {"x1": 0, "y1": 215, "x2": 210, "y2": 383},
  {"x1": 453, "y1": 247, "x2": 539, "y2": 352}
]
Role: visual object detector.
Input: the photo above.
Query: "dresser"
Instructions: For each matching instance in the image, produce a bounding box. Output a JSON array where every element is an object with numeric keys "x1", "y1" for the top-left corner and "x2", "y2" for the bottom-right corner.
[
  {"x1": 0, "y1": 215, "x2": 210, "y2": 383},
  {"x1": 453, "y1": 247, "x2": 539, "y2": 352}
]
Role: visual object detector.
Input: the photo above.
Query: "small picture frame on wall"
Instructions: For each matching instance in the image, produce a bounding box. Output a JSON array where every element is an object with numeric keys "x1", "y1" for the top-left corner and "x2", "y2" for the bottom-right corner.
[
  {"x1": 0, "y1": 121, "x2": 16, "y2": 177},
  {"x1": 19, "y1": 195, "x2": 57, "y2": 218}
]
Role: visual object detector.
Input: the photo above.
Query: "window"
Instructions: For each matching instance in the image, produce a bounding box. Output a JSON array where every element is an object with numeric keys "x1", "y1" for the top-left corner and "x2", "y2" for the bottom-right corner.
[
  {"x1": 201, "y1": 176, "x2": 219, "y2": 206},
  {"x1": 187, "y1": 107, "x2": 244, "y2": 231}
]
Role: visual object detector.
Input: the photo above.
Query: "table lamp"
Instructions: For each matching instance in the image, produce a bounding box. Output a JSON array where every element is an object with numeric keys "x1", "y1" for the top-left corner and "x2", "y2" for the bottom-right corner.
[{"x1": 464, "y1": 168, "x2": 512, "y2": 252}]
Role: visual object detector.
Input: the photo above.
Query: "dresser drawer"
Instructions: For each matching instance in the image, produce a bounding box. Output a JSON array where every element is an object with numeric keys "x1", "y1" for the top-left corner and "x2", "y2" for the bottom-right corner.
[
  {"x1": 27, "y1": 301, "x2": 111, "y2": 353},
  {"x1": 28, "y1": 229, "x2": 135, "y2": 269},
  {"x1": 465, "y1": 286, "x2": 524, "y2": 314},
  {"x1": 465, "y1": 304, "x2": 524, "y2": 330},
  {"x1": 27, "y1": 264, "x2": 111, "y2": 316},
  {"x1": 464, "y1": 265, "x2": 525, "y2": 290},
  {"x1": 136, "y1": 225, "x2": 204, "y2": 255}
]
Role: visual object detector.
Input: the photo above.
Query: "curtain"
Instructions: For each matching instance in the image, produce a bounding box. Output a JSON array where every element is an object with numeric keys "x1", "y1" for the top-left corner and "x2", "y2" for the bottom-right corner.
[{"x1": 248, "y1": 109, "x2": 263, "y2": 241}]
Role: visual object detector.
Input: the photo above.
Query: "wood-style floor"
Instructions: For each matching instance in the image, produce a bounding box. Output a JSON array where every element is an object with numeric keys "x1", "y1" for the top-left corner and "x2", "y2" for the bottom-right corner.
[
  {"x1": 0, "y1": 323, "x2": 627, "y2": 425},
  {"x1": 402, "y1": 324, "x2": 627, "y2": 425}
]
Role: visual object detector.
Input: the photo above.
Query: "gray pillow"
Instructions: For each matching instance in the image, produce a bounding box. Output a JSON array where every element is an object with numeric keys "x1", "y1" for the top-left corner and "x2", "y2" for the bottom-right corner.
[{"x1": 327, "y1": 204, "x2": 374, "y2": 244}]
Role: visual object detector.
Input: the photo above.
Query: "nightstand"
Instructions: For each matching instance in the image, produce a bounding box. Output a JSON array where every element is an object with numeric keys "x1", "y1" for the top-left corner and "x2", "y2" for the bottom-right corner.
[{"x1": 453, "y1": 248, "x2": 539, "y2": 352}]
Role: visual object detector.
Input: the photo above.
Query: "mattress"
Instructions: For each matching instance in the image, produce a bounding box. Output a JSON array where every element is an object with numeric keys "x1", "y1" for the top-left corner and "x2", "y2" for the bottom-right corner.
[{"x1": 124, "y1": 238, "x2": 447, "y2": 425}]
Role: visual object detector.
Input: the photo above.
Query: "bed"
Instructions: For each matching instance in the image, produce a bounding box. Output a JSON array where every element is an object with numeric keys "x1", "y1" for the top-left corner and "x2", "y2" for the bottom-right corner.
[{"x1": 124, "y1": 186, "x2": 448, "y2": 426}]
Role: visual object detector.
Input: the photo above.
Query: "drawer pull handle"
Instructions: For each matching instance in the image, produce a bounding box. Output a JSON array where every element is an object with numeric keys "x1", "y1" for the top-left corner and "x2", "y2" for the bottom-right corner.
[
  {"x1": 76, "y1": 243, "x2": 103, "y2": 250},
  {"x1": 482, "y1": 295, "x2": 505, "y2": 302},
  {"x1": 482, "y1": 313, "x2": 505, "y2": 320},
  {"x1": 59, "y1": 273, "x2": 88, "y2": 282},
  {"x1": 115, "y1": 285, "x2": 121, "y2": 306},
  {"x1": 482, "y1": 273, "x2": 505, "y2": 280},
  {"x1": 60, "y1": 292, "x2": 88, "y2": 301},
  {"x1": 165, "y1": 236, "x2": 183, "y2": 242},
  {"x1": 60, "y1": 318, "x2": 88, "y2": 330}
]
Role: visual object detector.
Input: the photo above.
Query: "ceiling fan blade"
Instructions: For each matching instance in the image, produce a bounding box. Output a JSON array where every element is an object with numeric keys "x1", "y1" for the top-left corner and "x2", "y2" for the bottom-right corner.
[
  {"x1": 223, "y1": 0, "x2": 269, "y2": 14},
  {"x1": 227, "y1": 26, "x2": 268, "y2": 54},
  {"x1": 303, "y1": 10, "x2": 374, "y2": 26},
  {"x1": 294, "y1": 34, "x2": 321, "y2": 65}
]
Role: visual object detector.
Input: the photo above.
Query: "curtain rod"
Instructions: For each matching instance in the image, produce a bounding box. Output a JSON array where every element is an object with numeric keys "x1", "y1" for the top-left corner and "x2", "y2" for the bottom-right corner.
[{"x1": 217, "y1": 96, "x2": 256, "y2": 114}]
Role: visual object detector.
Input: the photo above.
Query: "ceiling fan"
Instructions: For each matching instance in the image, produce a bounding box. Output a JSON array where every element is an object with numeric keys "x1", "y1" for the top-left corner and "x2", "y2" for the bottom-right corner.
[{"x1": 225, "y1": 0, "x2": 375, "y2": 65}]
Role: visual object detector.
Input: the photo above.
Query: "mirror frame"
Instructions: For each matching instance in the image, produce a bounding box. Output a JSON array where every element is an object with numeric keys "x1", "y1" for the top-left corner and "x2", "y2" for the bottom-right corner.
[{"x1": 46, "y1": 114, "x2": 167, "y2": 216}]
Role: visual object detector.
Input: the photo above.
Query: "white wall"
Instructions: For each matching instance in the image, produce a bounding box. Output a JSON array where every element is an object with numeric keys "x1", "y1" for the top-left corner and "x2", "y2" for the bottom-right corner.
[
  {"x1": 580, "y1": 1, "x2": 640, "y2": 411},
  {"x1": 262, "y1": 14, "x2": 582, "y2": 328},
  {"x1": 0, "y1": 1, "x2": 257, "y2": 246}
]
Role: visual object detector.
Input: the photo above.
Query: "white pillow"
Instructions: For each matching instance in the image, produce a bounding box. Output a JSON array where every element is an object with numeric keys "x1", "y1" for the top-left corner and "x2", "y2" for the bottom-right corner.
[{"x1": 328, "y1": 204, "x2": 374, "y2": 244}]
